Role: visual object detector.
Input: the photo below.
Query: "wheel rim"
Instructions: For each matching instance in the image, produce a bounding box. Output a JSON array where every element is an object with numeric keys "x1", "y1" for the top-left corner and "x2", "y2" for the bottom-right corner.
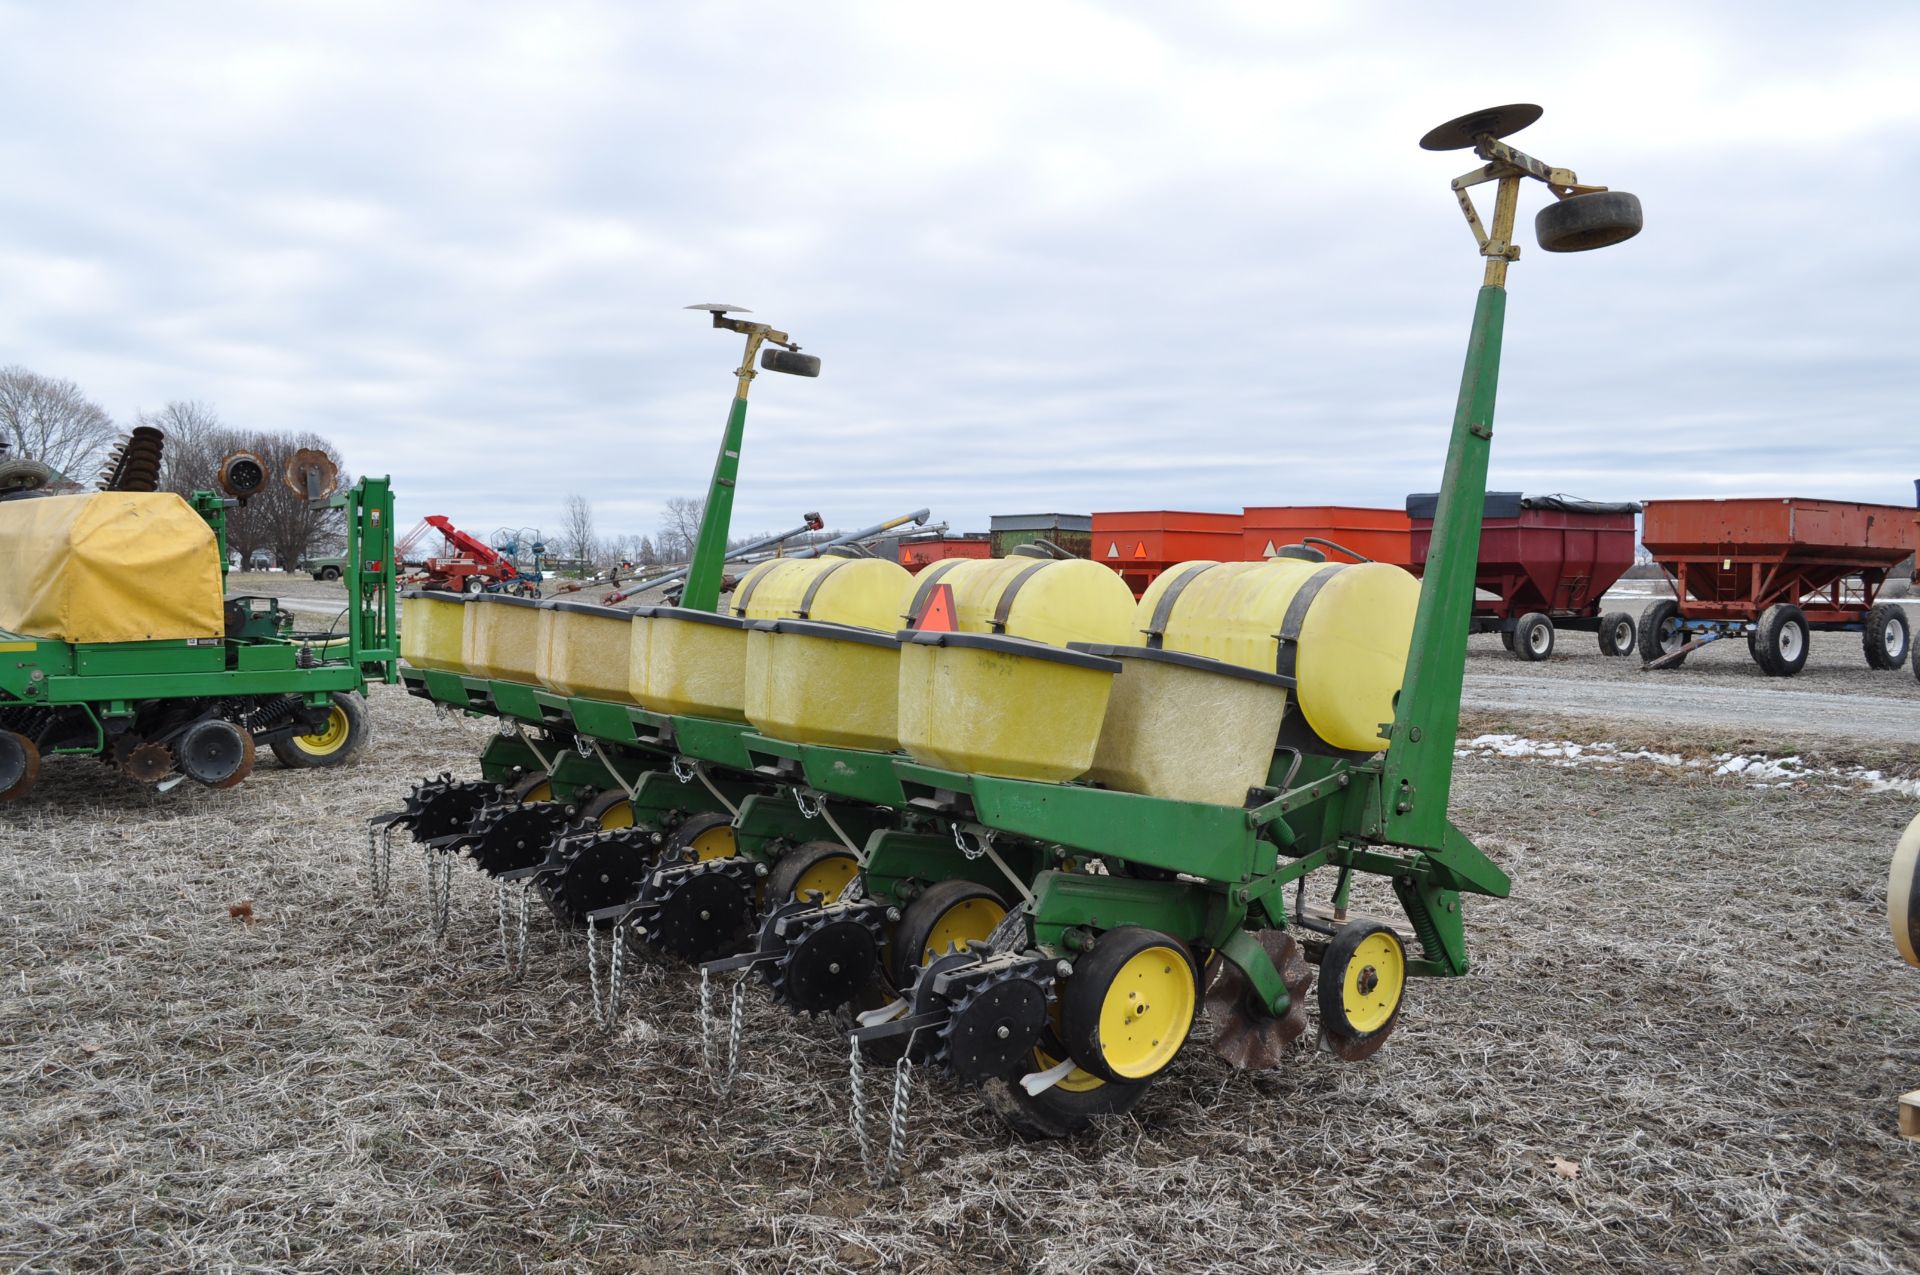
[
  {"x1": 1660, "y1": 619, "x2": 1684, "y2": 652},
  {"x1": 1094, "y1": 945, "x2": 1196, "y2": 1080},
  {"x1": 1528, "y1": 625, "x2": 1550, "y2": 655},
  {"x1": 1613, "y1": 619, "x2": 1634, "y2": 650},
  {"x1": 292, "y1": 705, "x2": 351, "y2": 756},
  {"x1": 687, "y1": 823, "x2": 735, "y2": 862},
  {"x1": 920, "y1": 896, "x2": 1006, "y2": 968},
  {"x1": 1887, "y1": 616, "x2": 1908, "y2": 659},
  {"x1": 1341, "y1": 932, "x2": 1405, "y2": 1034},
  {"x1": 790, "y1": 853, "x2": 858, "y2": 903},
  {"x1": 1777, "y1": 623, "x2": 1804, "y2": 663},
  {"x1": 520, "y1": 779, "x2": 554, "y2": 803},
  {"x1": 597, "y1": 800, "x2": 634, "y2": 830}
]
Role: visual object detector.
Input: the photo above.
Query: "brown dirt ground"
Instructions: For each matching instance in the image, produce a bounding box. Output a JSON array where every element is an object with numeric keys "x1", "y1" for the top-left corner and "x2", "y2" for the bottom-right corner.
[{"x1": 3, "y1": 685, "x2": 1918, "y2": 1273}]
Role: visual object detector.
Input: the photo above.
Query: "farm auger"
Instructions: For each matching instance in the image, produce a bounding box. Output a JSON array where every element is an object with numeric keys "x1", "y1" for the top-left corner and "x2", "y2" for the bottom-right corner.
[{"x1": 368, "y1": 107, "x2": 1642, "y2": 1152}]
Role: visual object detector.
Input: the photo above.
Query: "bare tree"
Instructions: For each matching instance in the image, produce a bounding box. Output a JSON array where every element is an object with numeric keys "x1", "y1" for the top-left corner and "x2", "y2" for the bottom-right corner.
[
  {"x1": 0, "y1": 366, "x2": 116, "y2": 480},
  {"x1": 146, "y1": 415, "x2": 348, "y2": 570},
  {"x1": 561, "y1": 495, "x2": 598, "y2": 566},
  {"x1": 657, "y1": 496, "x2": 704, "y2": 563},
  {"x1": 143, "y1": 401, "x2": 229, "y2": 495}
]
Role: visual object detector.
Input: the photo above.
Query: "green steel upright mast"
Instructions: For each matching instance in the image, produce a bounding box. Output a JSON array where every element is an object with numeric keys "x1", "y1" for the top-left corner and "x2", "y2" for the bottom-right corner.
[
  {"x1": 678, "y1": 306, "x2": 820, "y2": 613},
  {"x1": 1381, "y1": 105, "x2": 1642, "y2": 857}
]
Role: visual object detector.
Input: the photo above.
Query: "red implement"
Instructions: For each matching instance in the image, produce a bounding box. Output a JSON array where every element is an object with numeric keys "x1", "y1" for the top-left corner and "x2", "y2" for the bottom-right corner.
[{"x1": 1092, "y1": 510, "x2": 1243, "y2": 596}]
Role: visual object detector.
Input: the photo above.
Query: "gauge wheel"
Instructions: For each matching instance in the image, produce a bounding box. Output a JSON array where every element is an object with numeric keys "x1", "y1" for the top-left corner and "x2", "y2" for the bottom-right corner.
[
  {"x1": 1059, "y1": 926, "x2": 1199, "y2": 1085},
  {"x1": 765, "y1": 840, "x2": 860, "y2": 907},
  {"x1": 886, "y1": 879, "x2": 1008, "y2": 991},
  {"x1": 1317, "y1": 921, "x2": 1407, "y2": 1062},
  {"x1": 270, "y1": 692, "x2": 369, "y2": 768},
  {"x1": 661, "y1": 811, "x2": 737, "y2": 865}
]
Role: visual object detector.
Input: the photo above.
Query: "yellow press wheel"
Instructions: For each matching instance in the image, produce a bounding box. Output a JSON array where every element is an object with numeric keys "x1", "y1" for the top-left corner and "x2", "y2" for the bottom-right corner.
[
  {"x1": 269, "y1": 692, "x2": 368, "y2": 769},
  {"x1": 577, "y1": 788, "x2": 636, "y2": 828},
  {"x1": 1317, "y1": 921, "x2": 1407, "y2": 1061},
  {"x1": 1059, "y1": 926, "x2": 1199, "y2": 1084},
  {"x1": 509, "y1": 773, "x2": 556, "y2": 803}
]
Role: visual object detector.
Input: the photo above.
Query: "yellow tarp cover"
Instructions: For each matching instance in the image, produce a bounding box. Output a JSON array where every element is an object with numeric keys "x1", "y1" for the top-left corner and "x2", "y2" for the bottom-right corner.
[{"x1": 0, "y1": 492, "x2": 225, "y2": 643}]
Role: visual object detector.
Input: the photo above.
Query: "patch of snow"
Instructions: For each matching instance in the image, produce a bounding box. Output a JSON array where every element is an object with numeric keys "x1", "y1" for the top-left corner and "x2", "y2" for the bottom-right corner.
[{"x1": 1457, "y1": 733, "x2": 1920, "y2": 797}]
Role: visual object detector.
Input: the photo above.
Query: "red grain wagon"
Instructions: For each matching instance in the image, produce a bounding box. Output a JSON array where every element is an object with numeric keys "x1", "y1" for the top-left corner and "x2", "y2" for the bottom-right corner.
[
  {"x1": 897, "y1": 534, "x2": 992, "y2": 574},
  {"x1": 1091, "y1": 510, "x2": 1243, "y2": 597},
  {"x1": 1241, "y1": 505, "x2": 1413, "y2": 570},
  {"x1": 1637, "y1": 497, "x2": 1917, "y2": 676},
  {"x1": 1407, "y1": 492, "x2": 1642, "y2": 660}
]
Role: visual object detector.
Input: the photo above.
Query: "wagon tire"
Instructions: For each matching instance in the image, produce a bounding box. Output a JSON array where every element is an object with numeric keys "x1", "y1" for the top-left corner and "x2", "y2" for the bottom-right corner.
[
  {"x1": 1512, "y1": 612, "x2": 1554, "y2": 661},
  {"x1": 1863, "y1": 603, "x2": 1909, "y2": 671},
  {"x1": 1499, "y1": 629, "x2": 1515, "y2": 652},
  {"x1": 1637, "y1": 599, "x2": 1687, "y2": 668},
  {"x1": 1756, "y1": 603, "x2": 1809, "y2": 677},
  {"x1": 1598, "y1": 611, "x2": 1637, "y2": 657}
]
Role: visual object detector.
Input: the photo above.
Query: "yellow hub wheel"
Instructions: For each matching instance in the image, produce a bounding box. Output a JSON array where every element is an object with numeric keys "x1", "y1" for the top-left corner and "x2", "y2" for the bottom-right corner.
[
  {"x1": 596, "y1": 800, "x2": 635, "y2": 830},
  {"x1": 520, "y1": 779, "x2": 554, "y2": 803},
  {"x1": 1340, "y1": 931, "x2": 1404, "y2": 1033},
  {"x1": 1061, "y1": 927, "x2": 1198, "y2": 1084},
  {"x1": 688, "y1": 823, "x2": 735, "y2": 861},
  {"x1": 293, "y1": 705, "x2": 351, "y2": 757},
  {"x1": 1317, "y1": 922, "x2": 1408, "y2": 1061},
  {"x1": 791, "y1": 854, "x2": 858, "y2": 903},
  {"x1": 1094, "y1": 947, "x2": 1196, "y2": 1080},
  {"x1": 922, "y1": 896, "x2": 1006, "y2": 968}
]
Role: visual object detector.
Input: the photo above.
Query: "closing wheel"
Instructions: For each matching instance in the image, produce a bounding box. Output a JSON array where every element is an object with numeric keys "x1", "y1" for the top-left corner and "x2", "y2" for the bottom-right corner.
[
  {"x1": 765, "y1": 840, "x2": 860, "y2": 907},
  {"x1": 1060, "y1": 927, "x2": 1199, "y2": 1084},
  {"x1": 1513, "y1": 612, "x2": 1554, "y2": 661},
  {"x1": 1756, "y1": 603, "x2": 1809, "y2": 677},
  {"x1": 0, "y1": 729, "x2": 40, "y2": 802},
  {"x1": 270, "y1": 692, "x2": 368, "y2": 769},
  {"x1": 177, "y1": 719, "x2": 256, "y2": 789},
  {"x1": 1638, "y1": 599, "x2": 1688, "y2": 667},
  {"x1": 1599, "y1": 611, "x2": 1637, "y2": 657},
  {"x1": 1891, "y1": 812, "x2": 1920, "y2": 969},
  {"x1": 1317, "y1": 922, "x2": 1407, "y2": 1062},
  {"x1": 886, "y1": 879, "x2": 1007, "y2": 991},
  {"x1": 1536, "y1": 191, "x2": 1644, "y2": 253},
  {"x1": 662, "y1": 811, "x2": 737, "y2": 866},
  {"x1": 1863, "y1": 603, "x2": 1910, "y2": 671}
]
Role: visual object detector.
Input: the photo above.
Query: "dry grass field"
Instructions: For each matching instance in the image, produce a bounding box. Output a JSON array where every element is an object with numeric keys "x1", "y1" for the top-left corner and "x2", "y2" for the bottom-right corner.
[{"x1": 4, "y1": 681, "x2": 1919, "y2": 1273}]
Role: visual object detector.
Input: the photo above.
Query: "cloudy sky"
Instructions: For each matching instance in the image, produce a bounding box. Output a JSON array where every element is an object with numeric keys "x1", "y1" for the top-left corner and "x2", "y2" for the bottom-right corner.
[{"x1": 1, "y1": 2, "x2": 1915, "y2": 545}]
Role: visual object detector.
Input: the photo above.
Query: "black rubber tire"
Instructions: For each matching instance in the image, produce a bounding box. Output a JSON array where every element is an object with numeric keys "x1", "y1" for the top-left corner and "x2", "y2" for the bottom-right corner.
[
  {"x1": 979, "y1": 1071, "x2": 1151, "y2": 1140},
  {"x1": 1499, "y1": 628, "x2": 1515, "y2": 652},
  {"x1": 1317, "y1": 921, "x2": 1407, "y2": 1061},
  {"x1": 464, "y1": 576, "x2": 487, "y2": 594},
  {"x1": 177, "y1": 718, "x2": 255, "y2": 788},
  {"x1": 662, "y1": 810, "x2": 735, "y2": 864},
  {"x1": 1637, "y1": 599, "x2": 1688, "y2": 667},
  {"x1": 0, "y1": 729, "x2": 40, "y2": 801},
  {"x1": 1755, "y1": 603, "x2": 1809, "y2": 677},
  {"x1": 1863, "y1": 603, "x2": 1910, "y2": 671},
  {"x1": 1059, "y1": 926, "x2": 1200, "y2": 1085},
  {"x1": 576, "y1": 788, "x2": 635, "y2": 827},
  {"x1": 1598, "y1": 611, "x2": 1637, "y2": 657},
  {"x1": 1536, "y1": 190, "x2": 1643, "y2": 253},
  {"x1": 764, "y1": 840, "x2": 859, "y2": 908},
  {"x1": 886, "y1": 879, "x2": 1007, "y2": 991},
  {"x1": 1512, "y1": 612, "x2": 1554, "y2": 661},
  {"x1": 269, "y1": 692, "x2": 369, "y2": 768},
  {"x1": 1913, "y1": 627, "x2": 1920, "y2": 683},
  {"x1": 318, "y1": 566, "x2": 341, "y2": 582},
  {"x1": 759, "y1": 348, "x2": 821, "y2": 378}
]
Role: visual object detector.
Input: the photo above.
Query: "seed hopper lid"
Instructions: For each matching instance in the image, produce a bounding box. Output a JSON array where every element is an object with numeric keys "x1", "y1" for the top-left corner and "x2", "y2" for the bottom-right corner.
[
  {"x1": 1070, "y1": 642, "x2": 1294, "y2": 688},
  {"x1": 649, "y1": 605, "x2": 749, "y2": 630},
  {"x1": 472, "y1": 592, "x2": 542, "y2": 609},
  {"x1": 899, "y1": 628, "x2": 1122, "y2": 672},
  {"x1": 547, "y1": 599, "x2": 635, "y2": 621},
  {"x1": 752, "y1": 617, "x2": 900, "y2": 649},
  {"x1": 401, "y1": 588, "x2": 473, "y2": 602}
]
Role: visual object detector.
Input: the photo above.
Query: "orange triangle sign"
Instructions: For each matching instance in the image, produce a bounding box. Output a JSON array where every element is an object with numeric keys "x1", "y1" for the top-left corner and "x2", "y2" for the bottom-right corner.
[
  {"x1": 917, "y1": 582, "x2": 958, "y2": 632},
  {"x1": 1132, "y1": 541, "x2": 1147, "y2": 559}
]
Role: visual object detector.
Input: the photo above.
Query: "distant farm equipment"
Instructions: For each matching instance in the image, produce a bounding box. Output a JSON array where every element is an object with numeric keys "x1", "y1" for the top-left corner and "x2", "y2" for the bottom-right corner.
[{"x1": 399, "y1": 514, "x2": 542, "y2": 596}]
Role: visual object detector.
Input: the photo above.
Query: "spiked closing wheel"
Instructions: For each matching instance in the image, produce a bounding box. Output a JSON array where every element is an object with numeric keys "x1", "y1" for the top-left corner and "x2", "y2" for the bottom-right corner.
[
  {"x1": 943, "y1": 974, "x2": 1049, "y2": 1085},
  {"x1": 1317, "y1": 921, "x2": 1407, "y2": 1061},
  {"x1": 0, "y1": 730, "x2": 40, "y2": 801},
  {"x1": 648, "y1": 860, "x2": 756, "y2": 962},
  {"x1": 400, "y1": 776, "x2": 497, "y2": 844},
  {"x1": 770, "y1": 913, "x2": 880, "y2": 1013},
  {"x1": 1204, "y1": 930, "x2": 1312, "y2": 1070},
  {"x1": 462, "y1": 801, "x2": 575, "y2": 877},
  {"x1": 1419, "y1": 103, "x2": 1543, "y2": 151},
  {"x1": 541, "y1": 828, "x2": 659, "y2": 928}
]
